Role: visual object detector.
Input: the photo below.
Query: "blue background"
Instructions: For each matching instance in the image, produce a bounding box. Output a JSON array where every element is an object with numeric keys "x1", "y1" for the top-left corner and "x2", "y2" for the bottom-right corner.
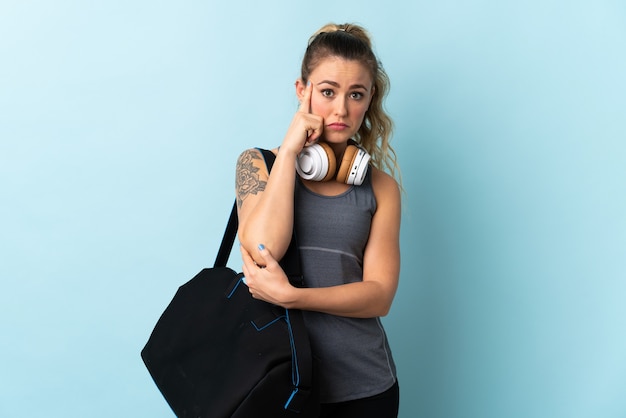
[{"x1": 1, "y1": 1, "x2": 625, "y2": 417}]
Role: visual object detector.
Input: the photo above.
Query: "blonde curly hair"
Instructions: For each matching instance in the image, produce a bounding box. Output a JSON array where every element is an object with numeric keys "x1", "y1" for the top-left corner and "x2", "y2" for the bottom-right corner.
[{"x1": 301, "y1": 23, "x2": 400, "y2": 181}]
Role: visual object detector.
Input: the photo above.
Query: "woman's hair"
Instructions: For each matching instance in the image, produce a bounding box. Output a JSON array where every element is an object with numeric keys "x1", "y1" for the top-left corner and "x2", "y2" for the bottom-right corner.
[{"x1": 301, "y1": 23, "x2": 400, "y2": 181}]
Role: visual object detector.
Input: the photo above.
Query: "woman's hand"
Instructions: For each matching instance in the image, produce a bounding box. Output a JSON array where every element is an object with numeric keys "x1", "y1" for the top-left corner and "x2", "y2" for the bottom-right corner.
[
  {"x1": 241, "y1": 244, "x2": 297, "y2": 308},
  {"x1": 280, "y1": 81, "x2": 324, "y2": 156}
]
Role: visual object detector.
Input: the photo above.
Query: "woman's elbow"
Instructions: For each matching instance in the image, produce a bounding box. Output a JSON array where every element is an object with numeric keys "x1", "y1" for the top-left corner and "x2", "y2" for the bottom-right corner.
[
  {"x1": 373, "y1": 284, "x2": 398, "y2": 317},
  {"x1": 237, "y1": 230, "x2": 289, "y2": 265},
  {"x1": 358, "y1": 294, "x2": 395, "y2": 318},
  {"x1": 374, "y1": 300, "x2": 394, "y2": 317}
]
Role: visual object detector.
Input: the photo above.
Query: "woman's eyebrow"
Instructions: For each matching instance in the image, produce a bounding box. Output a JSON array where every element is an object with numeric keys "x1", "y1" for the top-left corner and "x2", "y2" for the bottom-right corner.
[{"x1": 317, "y1": 80, "x2": 369, "y2": 90}]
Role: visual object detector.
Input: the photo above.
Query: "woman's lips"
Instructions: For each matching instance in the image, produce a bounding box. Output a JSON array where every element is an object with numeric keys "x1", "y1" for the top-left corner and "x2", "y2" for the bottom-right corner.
[{"x1": 327, "y1": 122, "x2": 349, "y2": 131}]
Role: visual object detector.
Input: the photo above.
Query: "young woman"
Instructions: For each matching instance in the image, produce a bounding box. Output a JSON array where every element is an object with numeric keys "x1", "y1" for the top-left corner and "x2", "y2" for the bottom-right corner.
[{"x1": 235, "y1": 23, "x2": 401, "y2": 418}]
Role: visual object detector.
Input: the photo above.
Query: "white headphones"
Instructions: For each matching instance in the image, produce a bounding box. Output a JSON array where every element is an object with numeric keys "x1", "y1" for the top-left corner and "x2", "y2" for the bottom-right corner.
[{"x1": 296, "y1": 142, "x2": 371, "y2": 186}]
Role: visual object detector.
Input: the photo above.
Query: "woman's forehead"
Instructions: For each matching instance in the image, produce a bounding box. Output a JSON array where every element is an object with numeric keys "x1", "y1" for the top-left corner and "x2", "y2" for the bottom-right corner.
[{"x1": 309, "y1": 57, "x2": 373, "y2": 87}]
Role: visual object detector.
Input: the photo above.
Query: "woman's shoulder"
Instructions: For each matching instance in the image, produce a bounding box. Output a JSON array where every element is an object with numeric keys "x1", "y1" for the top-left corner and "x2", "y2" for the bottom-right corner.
[
  {"x1": 236, "y1": 147, "x2": 279, "y2": 171},
  {"x1": 369, "y1": 165, "x2": 401, "y2": 209},
  {"x1": 367, "y1": 166, "x2": 401, "y2": 227},
  {"x1": 370, "y1": 166, "x2": 400, "y2": 194},
  {"x1": 236, "y1": 147, "x2": 273, "y2": 160}
]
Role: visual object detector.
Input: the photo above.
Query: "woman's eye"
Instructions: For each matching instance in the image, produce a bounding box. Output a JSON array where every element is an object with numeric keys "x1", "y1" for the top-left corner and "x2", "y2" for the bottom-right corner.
[
  {"x1": 321, "y1": 89, "x2": 334, "y2": 97},
  {"x1": 351, "y1": 92, "x2": 364, "y2": 100}
]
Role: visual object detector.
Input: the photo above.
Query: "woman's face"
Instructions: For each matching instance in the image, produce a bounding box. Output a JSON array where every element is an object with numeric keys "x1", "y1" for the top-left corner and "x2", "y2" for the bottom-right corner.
[{"x1": 297, "y1": 57, "x2": 374, "y2": 145}]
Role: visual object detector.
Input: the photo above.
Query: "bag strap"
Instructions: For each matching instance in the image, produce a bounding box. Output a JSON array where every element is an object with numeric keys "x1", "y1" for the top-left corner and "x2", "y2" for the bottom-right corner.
[{"x1": 213, "y1": 202, "x2": 239, "y2": 268}]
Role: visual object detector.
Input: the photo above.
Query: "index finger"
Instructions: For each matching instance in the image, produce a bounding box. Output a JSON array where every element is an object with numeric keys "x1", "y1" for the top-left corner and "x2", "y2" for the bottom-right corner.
[{"x1": 298, "y1": 80, "x2": 312, "y2": 114}]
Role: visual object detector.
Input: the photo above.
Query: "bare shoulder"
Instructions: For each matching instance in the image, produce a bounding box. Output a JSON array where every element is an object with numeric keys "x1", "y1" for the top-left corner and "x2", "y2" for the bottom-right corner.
[
  {"x1": 236, "y1": 148, "x2": 270, "y2": 209},
  {"x1": 370, "y1": 166, "x2": 401, "y2": 204}
]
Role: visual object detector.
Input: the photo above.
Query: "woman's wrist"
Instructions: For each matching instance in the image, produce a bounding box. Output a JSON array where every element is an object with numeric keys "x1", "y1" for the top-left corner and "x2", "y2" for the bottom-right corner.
[
  {"x1": 281, "y1": 285, "x2": 302, "y2": 310},
  {"x1": 276, "y1": 144, "x2": 300, "y2": 160}
]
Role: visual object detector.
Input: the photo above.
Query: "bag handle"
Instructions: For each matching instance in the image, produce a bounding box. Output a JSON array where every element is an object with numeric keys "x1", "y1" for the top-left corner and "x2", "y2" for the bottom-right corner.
[{"x1": 213, "y1": 201, "x2": 239, "y2": 268}]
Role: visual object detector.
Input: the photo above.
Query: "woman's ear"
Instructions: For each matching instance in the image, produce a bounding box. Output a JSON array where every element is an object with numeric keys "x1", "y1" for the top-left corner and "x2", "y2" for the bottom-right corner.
[{"x1": 295, "y1": 79, "x2": 306, "y2": 102}]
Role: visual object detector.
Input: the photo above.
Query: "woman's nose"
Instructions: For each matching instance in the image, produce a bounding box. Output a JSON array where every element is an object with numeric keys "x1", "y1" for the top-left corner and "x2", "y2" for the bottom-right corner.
[{"x1": 333, "y1": 97, "x2": 348, "y2": 116}]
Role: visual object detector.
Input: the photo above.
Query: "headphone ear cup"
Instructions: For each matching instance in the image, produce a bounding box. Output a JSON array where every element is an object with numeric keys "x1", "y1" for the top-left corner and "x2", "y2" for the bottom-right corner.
[
  {"x1": 336, "y1": 145, "x2": 358, "y2": 184},
  {"x1": 296, "y1": 142, "x2": 337, "y2": 182},
  {"x1": 336, "y1": 145, "x2": 371, "y2": 185},
  {"x1": 318, "y1": 142, "x2": 337, "y2": 181}
]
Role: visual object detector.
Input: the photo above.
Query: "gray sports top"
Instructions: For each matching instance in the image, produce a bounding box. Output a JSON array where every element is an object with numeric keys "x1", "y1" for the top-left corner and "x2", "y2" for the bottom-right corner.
[{"x1": 294, "y1": 168, "x2": 397, "y2": 403}]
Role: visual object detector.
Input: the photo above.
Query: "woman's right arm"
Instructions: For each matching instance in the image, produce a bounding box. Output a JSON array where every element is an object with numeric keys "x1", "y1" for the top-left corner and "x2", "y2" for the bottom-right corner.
[
  {"x1": 236, "y1": 80, "x2": 322, "y2": 265},
  {"x1": 236, "y1": 146, "x2": 297, "y2": 265}
]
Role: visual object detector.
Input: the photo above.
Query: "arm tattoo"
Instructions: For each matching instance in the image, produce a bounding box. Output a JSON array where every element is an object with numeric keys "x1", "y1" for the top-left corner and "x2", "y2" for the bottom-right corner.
[{"x1": 236, "y1": 150, "x2": 267, "y2": 208}]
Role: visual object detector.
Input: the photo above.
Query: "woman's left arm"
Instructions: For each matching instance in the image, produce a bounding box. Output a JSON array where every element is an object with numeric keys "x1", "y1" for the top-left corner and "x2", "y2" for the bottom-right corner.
[{"x1": 241, "y1": 168, "x2": 401, "y2": 318}]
